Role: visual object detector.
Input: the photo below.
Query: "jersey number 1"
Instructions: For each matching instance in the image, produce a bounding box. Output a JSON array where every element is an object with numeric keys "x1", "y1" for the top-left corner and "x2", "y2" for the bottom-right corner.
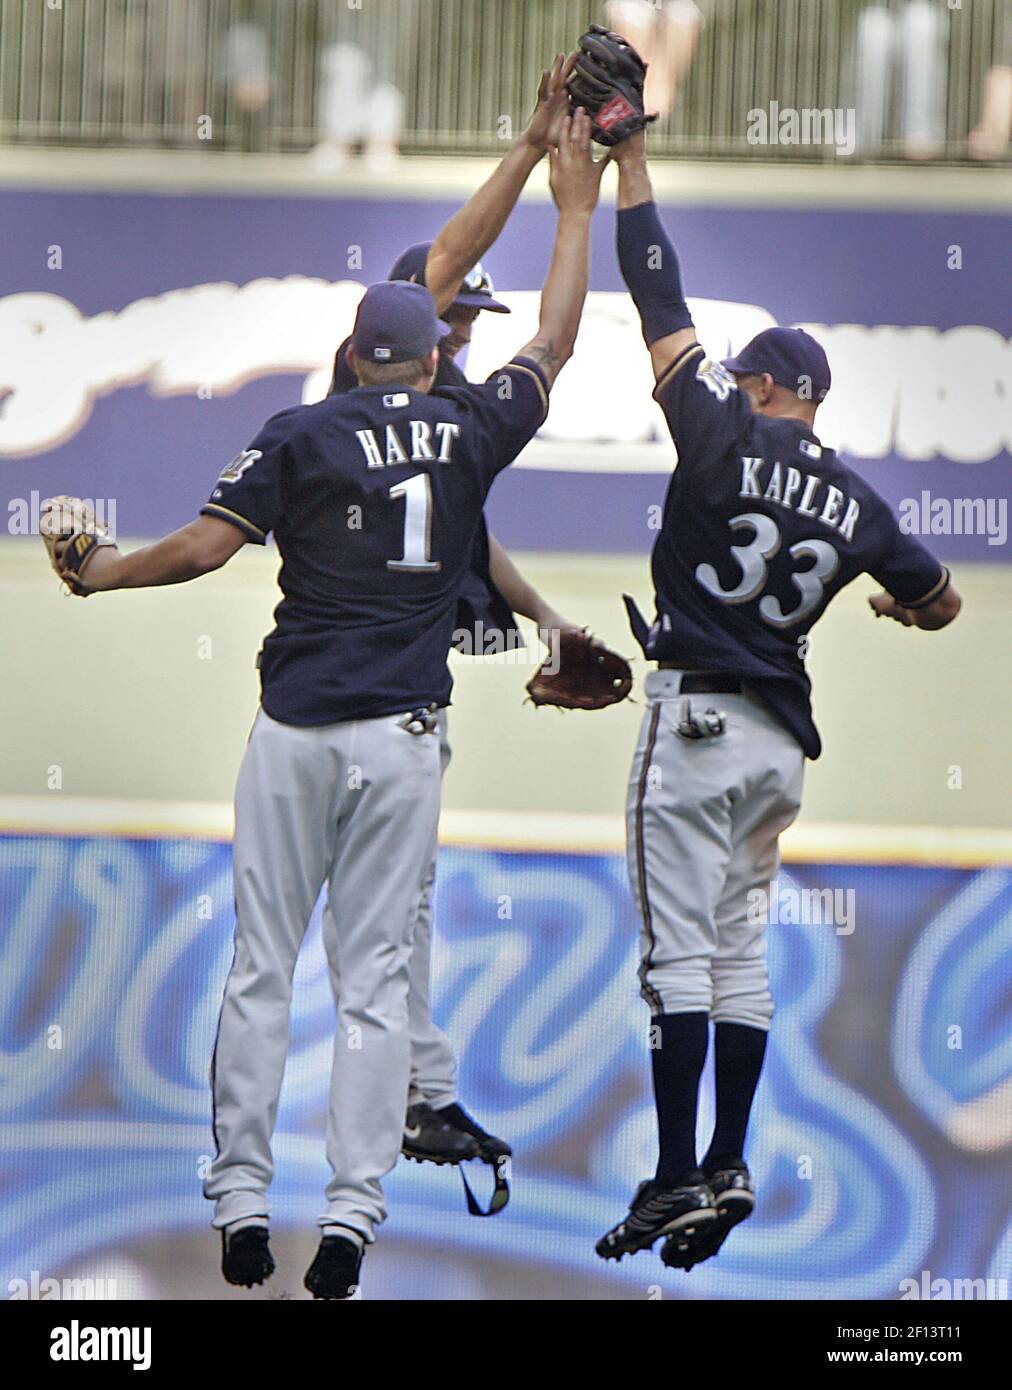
[{"x1": 387, "y1": 474, "x2": 441, "y2": 573}]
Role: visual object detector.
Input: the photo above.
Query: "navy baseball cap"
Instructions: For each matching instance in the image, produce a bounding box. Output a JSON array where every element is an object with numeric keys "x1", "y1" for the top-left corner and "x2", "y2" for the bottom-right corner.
[
  {"x1": 722, "y1": 327, "x2": 831, "y2": 401},
  {"x1": 350, "y1": 281, "x2": 449, "y2": 364},
  {"x1": 388, "y1": 241, "x2": 510, "y2": 314}
]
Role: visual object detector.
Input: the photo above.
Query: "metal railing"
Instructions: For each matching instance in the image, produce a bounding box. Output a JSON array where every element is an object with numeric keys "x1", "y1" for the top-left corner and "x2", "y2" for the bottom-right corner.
[{"x1": 0, "y1": 0, "x2": 1008, "y2": 161}]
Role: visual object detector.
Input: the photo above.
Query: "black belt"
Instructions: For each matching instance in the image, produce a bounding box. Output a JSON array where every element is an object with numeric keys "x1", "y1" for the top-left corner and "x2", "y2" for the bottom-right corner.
[{"x1": 657, "y1": 665, "x2": 743, "y2": 695}]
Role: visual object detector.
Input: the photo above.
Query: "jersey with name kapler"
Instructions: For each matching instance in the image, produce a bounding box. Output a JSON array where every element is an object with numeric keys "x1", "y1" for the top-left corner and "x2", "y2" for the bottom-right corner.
[
  {"x1": 636, "y1": 343, "x2": 948, "y2": 758},
  {"x1": 201, "y1": 357, "x2": 548, "y2": 726}
]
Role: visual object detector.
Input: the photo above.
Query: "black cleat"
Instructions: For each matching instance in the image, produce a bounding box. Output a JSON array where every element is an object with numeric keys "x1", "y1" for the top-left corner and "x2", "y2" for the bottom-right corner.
[
  {"x1": 707, "y1": 1161, "x2": 755, "y2": 1221},
  {"x1": 434, "y1": 1102, "x2": 512, "y2": 1164},
  {"x1": 402, "y1": 1102, "x2": 480, "y2": 1165},
  {"x1": 596, "y1": 1175, "x2": 716, "y2": 1261},
  {"x1": 304, "y1": 1234, "x2": 363, "y2": 1300},
  {"x1": 661, "y1": 1162, "x2": 754, "y2": 1271},
  {"x1": 221, "y1": 1225, "x2": 275, "y2": 1288}
]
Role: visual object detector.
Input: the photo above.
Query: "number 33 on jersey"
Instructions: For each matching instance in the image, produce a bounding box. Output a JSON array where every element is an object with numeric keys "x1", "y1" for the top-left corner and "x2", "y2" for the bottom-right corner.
[{"x1": 628, "y1": 344, "x2": 950, "y2": 758}]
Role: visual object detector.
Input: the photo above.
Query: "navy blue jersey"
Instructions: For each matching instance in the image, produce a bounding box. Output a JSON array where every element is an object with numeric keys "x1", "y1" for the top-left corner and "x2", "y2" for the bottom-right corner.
[
  {"x1": 331, "y1": 334, "x2": 522, "y2": 653},
  {"x1": 201, "y1": 357, "x2": 549, "y2": 726},
  {"x1": 631, "y1": 343, "x2": 949, "y2": 758}
]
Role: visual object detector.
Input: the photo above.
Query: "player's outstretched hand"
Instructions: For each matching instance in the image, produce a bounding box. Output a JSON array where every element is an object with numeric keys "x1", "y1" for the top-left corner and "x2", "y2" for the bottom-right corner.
[
  {"x1": 868, "y1": 591, "x2": 915, "y2": 626},
  {"x1": 524, "y1": 52, "x2": 578, "y2": 153},
  {"x1": 40, "y1": 493, "x2": 120, "y2": 596},
  {"x1": 549, "y1": 109, "x2": 611, "y2": 215}
]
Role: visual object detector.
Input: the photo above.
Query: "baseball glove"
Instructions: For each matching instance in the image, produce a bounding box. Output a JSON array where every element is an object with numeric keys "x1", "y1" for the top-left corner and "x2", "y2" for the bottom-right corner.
[
  {"x1": 526, "y1": 628, "x2": 633, "y2": 711},
  {"x1": 565, "y1": 24, "x2": 658, "y2": 147},
  {"x1": 39, "y1": 494, "x2": 117, "y2": 596}
]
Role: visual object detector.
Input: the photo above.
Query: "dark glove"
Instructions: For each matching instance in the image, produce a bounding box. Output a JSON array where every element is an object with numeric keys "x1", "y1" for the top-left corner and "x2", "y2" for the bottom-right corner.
[{"x1": 566, "y1": 24, "x2": 658, "y2": 146}]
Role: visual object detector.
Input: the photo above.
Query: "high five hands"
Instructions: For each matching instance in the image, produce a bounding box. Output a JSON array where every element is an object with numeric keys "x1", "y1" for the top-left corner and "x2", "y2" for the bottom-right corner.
[
  {"x1": 549, "y1": 108, "x2": 612, "y2": 215},
  {"x1": 523, "y1": 53, "x2": 579, "y2": 153}
]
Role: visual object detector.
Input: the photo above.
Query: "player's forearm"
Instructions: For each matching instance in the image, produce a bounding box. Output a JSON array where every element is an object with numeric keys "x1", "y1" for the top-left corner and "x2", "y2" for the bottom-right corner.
[
  {"x1": 614, "y1": 133, "x2": 654, "y2": 209},
  {"x1": 869, "y1": 583, "x2": 962, "y2": 630},
  {"x1": 487, "y1": 533, "x2": 569, "y2": 635},
  {"x1": 93, "y1": 523, "x2": 234, "y2": 590},
  {"x1": 425, "y1": 139, "x2": 543, "y2": 315},
  {"x1": 530, "y1": 208, "x2": 592, "y2": 373}
]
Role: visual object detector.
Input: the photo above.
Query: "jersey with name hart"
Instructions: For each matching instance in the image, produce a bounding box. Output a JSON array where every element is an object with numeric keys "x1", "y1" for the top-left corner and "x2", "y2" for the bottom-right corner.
[
  {"x1": 636, "y1": 343, "x2": 949, "y2": 758},
  {"x1": 330, "y1": 334, "x2": 522, "y2": 654},
  {"x1": 201, "y1": 357, "x2": 549, "y2": 726}
]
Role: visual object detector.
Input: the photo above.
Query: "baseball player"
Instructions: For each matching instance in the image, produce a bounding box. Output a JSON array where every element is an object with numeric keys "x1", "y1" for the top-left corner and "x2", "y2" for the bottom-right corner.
[
  {"x1": 43, "y1": 101, "x2": 607, "y2": 1300},
  {"x1": 327, "y1": 242, "x2": 582, "y2": 1205},
  {"x1": 586, "y1": 122, "x2": 960, "y2": 1268}
]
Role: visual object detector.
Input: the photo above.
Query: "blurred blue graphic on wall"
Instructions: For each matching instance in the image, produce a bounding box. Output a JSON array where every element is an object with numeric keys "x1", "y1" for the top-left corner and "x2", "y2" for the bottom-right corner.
[{"x1": 1, "y1": 835, "x2": 1009, "y2": 1299}]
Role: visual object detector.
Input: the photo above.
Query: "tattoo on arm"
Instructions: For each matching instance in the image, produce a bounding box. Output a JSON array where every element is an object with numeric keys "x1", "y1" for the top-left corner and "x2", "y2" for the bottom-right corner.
[{"x1": 523, "y1": 340, "x2": 561, "y2": 373}]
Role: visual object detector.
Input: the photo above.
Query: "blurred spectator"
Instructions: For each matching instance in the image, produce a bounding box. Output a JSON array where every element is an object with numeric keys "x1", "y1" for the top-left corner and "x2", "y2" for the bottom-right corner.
[
  {"x1": 852, "y1": 1, "x2": 947, "y2": 159},
  {"x1": 219, "y1": 6, "x2": 271, "y2": 151},
  {"x1": 310, "y1": 0, "x2": 418, "y2": 172},
  {"x1": 604, "y1": 0, "x2": 705, "y2": 120},
  {"x1": 968, "y1": 2, "x2": 1012, "y2": 159},
  {"x1": 222, "y1": 21, "x2": 272, "y2": 114}
]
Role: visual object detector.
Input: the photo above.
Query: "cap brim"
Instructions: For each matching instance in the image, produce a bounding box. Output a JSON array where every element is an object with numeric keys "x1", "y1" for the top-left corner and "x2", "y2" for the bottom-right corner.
[
  {"x1": 436, "y1": 316, "x2": 451, "y2": 338},
  {"x1": 721, "y1": 354, "x2": 753, "y2": 374},
  {"x1": 452, "y1": 292, "x2": 511, "y2": 313}
]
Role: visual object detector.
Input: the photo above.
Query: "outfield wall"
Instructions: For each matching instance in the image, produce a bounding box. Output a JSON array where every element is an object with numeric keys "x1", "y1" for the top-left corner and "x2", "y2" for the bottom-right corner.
[{"x1": 4, "y1": 833, "x2": 1010, "y2": 1300}]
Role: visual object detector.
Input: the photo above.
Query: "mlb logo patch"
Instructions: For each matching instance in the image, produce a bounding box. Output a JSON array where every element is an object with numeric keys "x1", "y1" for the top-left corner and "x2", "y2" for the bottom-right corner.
[
  {"x1": 597, "y1": 94, "x2": 635, "y2": 131},
  {"x1": 799, "y1": 439, "x2": 822, "y2": 460},
  {"x1": 373, "y1": 347, "x2": 392, "y2": 360},
  {"x1": 383, "y1": 393, "x2": 410, "y2": 409}
]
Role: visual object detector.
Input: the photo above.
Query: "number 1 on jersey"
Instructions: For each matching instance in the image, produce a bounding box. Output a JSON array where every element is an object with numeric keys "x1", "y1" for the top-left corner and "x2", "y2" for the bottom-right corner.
[{"x1": 387, "y1": 473, "x2": 441, "y2": 572}]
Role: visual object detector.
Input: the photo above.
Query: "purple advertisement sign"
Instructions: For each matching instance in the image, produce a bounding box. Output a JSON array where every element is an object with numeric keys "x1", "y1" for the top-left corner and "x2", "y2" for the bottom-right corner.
[{"x1": 2, "y1": 188, "x2": 1008, "y2": 562}]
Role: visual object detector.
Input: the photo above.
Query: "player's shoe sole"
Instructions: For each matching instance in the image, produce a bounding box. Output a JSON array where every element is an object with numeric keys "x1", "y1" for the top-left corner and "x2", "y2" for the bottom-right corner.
[
  {"x1": 221, "y1": 1225, "x2": 275, "y2": 1288},
  {"x1": 304, "y1": 1234, "x2": 362, "y2": 1300},
  {"x1": 596, "y1": 1179, "x2": 718, "y2": 1262}
]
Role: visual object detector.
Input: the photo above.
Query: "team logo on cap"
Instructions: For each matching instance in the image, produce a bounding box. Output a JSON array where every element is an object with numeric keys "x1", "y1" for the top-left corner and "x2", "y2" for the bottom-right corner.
[{"x1": 462, "y1": 262, "x2": 495, "y2": 295}]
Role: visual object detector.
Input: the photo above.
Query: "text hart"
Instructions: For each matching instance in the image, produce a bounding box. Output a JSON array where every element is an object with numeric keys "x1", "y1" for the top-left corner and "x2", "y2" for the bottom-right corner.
[{"x1": 355, "y1": 421, "x2": 461, "y2": 469}]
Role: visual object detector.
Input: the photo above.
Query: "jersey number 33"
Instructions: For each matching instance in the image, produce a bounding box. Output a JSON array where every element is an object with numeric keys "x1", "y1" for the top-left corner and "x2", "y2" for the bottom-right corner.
[{"x1": 696, "y1": 512, "x2": 840, "y2": 629}]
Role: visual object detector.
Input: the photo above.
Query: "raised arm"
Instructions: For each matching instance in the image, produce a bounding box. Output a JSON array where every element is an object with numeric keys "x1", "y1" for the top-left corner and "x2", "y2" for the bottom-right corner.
[
  {"x1": 425, "y1": 54, "x2": 575, "y2": 315},
  {"x1": 612, "y1": 131, "x2": 697, "y2": 380},
  {"x1": 516, "y1": 110, "x2": 610, "y2": 390}
]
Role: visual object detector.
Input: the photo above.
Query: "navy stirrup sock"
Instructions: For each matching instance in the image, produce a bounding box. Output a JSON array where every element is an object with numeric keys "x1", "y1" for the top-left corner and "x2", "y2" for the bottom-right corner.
[
  {"x1": 703, "y1": 1022, "x2": 769, "y2": 1171},
  {"x1": 651, "y1": 1011, "x2": 710, "y2": 1186}
]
